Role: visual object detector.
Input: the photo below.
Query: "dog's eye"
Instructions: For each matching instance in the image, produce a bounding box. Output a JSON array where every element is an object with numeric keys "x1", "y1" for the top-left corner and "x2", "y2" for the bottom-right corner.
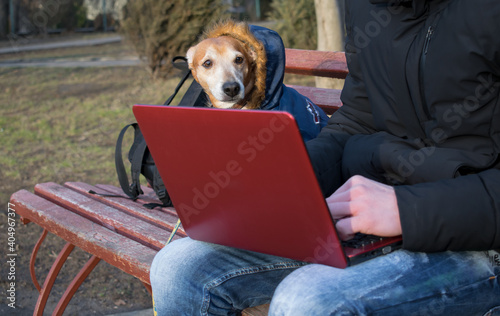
[
  {"x1": 235, "y1": 56, "x2": 244, "y2": 64},
  {"x1": 202, "y1": 60, "x2": 212, "y2": 68}
]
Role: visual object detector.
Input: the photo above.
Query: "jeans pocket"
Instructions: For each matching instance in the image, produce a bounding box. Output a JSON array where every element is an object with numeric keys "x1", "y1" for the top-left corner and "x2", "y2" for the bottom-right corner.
[{"x1": 484, "y1": 306, "x2": 500, "y2": 316}]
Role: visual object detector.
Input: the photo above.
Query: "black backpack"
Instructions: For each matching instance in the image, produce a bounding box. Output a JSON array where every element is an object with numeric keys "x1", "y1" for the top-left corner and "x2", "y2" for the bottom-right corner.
[{"x1": 113, "y1": 57, "x2": 208, "y2": 209}]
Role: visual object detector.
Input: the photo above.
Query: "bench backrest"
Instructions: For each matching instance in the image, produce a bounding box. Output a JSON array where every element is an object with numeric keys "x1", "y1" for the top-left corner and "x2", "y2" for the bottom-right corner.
[
  {"x1": 285, "y1": 49, "x2": 347, "y2": 78},
  {"x1": 284, "y1": 49, "x2": 347, "y2": 115}
]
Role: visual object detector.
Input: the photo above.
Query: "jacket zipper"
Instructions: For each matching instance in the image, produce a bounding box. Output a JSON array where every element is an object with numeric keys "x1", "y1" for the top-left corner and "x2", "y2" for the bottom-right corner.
[
  {"x1": 414, "y1": 1, "x2": 451, "y2": 141},
  {"x1": 423, "y1": 26, "x2": 433, "y2": 61},
  {"x1": 419, "y1": 21, "x2": 438, "y2": 121}
]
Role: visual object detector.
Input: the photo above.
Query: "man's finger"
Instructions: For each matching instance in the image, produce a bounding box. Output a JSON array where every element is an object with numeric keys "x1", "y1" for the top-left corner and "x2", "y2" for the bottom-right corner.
[
  {"x1": 335, "y1": 217, "x2": 355, "y2": 240},
  {"x1": 325, "y1": 189, "x2": 351, "y2": 204},
  {"x1": 326, "y1": 201, "x2": 353, "y2": 219}
]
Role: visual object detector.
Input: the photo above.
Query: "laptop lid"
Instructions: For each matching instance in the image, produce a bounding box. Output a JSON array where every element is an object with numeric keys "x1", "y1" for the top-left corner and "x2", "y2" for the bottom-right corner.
[{"x1": 133, "y1": 105, "x2": 401, "y2": 268}]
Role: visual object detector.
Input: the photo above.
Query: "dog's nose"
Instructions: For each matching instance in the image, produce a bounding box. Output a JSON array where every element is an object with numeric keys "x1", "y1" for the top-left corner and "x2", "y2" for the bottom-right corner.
[{"x1": 223, "y1": 82, "x2": 240, "y2": 97}]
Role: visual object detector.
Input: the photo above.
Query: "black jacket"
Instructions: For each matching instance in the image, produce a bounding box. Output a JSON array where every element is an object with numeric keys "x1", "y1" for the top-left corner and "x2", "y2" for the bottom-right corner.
[{"x1": 306, "y1": 0, "x2": 500, "y2": 252}]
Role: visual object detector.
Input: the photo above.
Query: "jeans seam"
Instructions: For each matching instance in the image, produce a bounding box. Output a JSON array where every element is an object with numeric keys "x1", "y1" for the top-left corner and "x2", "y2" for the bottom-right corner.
[{"x1": 200, "y1": 261, "x2": 307, "y2": 315}]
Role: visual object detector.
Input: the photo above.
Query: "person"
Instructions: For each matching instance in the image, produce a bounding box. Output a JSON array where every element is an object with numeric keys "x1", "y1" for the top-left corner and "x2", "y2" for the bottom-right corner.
[{"x1": 150, "y1": 0, "x2": 500, "y2": 314}]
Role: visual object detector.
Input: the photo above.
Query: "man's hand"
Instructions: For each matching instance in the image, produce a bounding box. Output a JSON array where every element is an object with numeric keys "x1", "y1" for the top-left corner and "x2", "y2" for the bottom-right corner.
[{"x1": 326, "y1": 175, "x2": 402, "y2": 240}]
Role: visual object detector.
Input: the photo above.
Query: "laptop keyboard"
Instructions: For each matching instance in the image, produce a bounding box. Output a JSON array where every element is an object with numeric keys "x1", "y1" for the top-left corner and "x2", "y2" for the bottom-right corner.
[{"x1": 341, "y1": 233, "x2": 386, "y2": 249}]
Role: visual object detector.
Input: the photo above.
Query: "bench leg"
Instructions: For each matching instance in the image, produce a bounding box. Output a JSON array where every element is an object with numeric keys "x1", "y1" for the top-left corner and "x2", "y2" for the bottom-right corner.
[
  {"x1": 142, "y1": 282, "x2": 152, "y2": 295},
  {"x1": 30, "y1": 229, "x2": 48, "y2": 292},
  {"x1": 29, "y1": 229, "x2": 103, "y2": 315},
  {"x1": 34, "y1": 242, "x2": 75, "y2": 316},
  {"x1": 52, "y1": 255, "x2": 101, "y2": 316}
]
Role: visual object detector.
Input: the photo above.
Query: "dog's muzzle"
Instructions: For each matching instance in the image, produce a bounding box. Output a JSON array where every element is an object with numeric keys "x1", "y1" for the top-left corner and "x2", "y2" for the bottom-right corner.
[{"x1": 222, "y1": 82, "x2": 241, "y2": 98}]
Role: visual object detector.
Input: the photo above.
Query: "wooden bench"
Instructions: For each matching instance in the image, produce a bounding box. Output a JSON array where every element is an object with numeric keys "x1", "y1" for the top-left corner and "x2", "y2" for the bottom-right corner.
[{"x1": 9, "y1": 48, "x2": 347, "y2": 316}]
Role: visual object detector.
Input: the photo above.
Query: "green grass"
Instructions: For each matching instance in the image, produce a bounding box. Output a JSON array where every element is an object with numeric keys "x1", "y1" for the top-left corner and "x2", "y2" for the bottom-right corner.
[{"x1": 0, "y1": 61, "x2": 184, "y2": 207}]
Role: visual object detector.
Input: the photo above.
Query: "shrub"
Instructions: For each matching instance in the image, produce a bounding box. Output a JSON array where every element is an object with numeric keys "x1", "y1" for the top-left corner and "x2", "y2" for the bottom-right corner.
[
  {"x1": 121, "y1": 0, "x2": 228, "y2": 79},
  {"x1": 57, "y1": 0, "x2": 88, "y2": 30},
  {"x1": 14, "y1": 0, "x2": 86, "y2": 34},
  {"x1": 266, "y1": 0, "x2": 317, "y2": 50}
]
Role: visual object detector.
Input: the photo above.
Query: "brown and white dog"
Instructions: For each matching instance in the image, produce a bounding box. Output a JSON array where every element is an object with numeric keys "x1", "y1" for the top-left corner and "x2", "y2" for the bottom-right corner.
[{"x1": 186, "y1": 21, "x2": 267, "y2": 109}]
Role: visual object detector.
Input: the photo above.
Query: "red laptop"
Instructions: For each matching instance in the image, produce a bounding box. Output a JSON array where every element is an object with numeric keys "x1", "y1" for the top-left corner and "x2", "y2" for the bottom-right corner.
[{"x1": 133, "y1": 105, "x2": 402, "y2": 268}]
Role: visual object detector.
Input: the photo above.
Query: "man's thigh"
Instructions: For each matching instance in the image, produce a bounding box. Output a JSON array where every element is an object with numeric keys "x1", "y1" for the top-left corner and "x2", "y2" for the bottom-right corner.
[
  {"x1": 270, "y1": 250, "x2": 500, "y2": 316},
  {"x1": 151, "y1": 237, "x2": 307, "y2": 315}
]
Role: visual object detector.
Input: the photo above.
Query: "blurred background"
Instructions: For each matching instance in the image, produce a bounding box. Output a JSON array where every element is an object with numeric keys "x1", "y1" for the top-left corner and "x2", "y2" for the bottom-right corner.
[{"x1": 0, "y1": 1, "x2": 345, "y2": 315}]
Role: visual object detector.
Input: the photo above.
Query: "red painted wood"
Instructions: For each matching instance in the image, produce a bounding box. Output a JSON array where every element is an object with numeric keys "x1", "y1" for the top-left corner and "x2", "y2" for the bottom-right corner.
[
  {"x1": 285, "y1": 49, "x2": 348, "y2": 79},
  {"x1": 142, "y1": 282, "x2": 152, "y2": 295},
  {"x1": 11, "y1": 190, "x2": 157, "y2": 284},
  {"x1": 95, "y1": 183, "x2": 177, "y2": 216},
  {"x1": 64, "y1": 182, "x2": 184, "y2": 235},
  {"x1": 20, "y1": 216, "x2": 31, "y2": 224},
  {"x1": 34, "y1": 182, "x2": 177, "y2": 250},
  {"x1": 97, "y1": 183, "x2": 170, "y2": 208},
  {"x1": 52, "y1": 255, "x2": 101, "y2": 316},
  {"x1": 287, "y1": 85, "x2": 342, "y2": 115},
  {"x1": 89, "y1": 182, "x2": 177, "y2": 217},
  {"x1": 242, "y1": 304, "x2": 271, "y2": 316}
]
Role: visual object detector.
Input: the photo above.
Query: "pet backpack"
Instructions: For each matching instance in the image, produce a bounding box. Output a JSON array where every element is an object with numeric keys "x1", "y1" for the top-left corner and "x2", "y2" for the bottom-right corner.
[{"x1": 114, "y1": 57, "x2": 208, "y2": 208}]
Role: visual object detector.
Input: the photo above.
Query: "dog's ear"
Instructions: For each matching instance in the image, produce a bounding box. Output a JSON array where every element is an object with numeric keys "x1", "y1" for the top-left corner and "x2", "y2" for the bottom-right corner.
[
  {"x1": 248, "y1": 48, "x2": 257, "y2": 64},
  {"x1": 186, "y1": 45, "x2": 197, "y2": 70},
  {"x1": 186, "y1": 45, "x2": 200, "y2": 82}
]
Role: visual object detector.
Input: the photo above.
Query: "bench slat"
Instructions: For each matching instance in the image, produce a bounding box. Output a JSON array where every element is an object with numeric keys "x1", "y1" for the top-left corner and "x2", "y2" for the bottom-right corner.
[
  {"x1": 34, "y1": 182, "x2": 176, "y2": 250},
  {"x1": 287, "y1": 85, "x2": 342, "y2": 115},
  {"x1": 95, "y1": 183, "x2": 177, "y2": 215},
  {"x1": 285, "y1": 49, "x2": 347, "y2": 79},
  {"x1": 11, "y1": 190, "x2": 156, "y2": 284},
  {"x1": 64, "y1": 182, "x2": 184, "y2": 234}
]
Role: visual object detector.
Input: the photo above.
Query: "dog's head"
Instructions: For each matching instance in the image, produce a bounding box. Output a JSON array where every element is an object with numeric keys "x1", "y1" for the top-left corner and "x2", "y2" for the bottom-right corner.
[{"x1": 186, "y1": 36, "x2": 257, "y2": 109}]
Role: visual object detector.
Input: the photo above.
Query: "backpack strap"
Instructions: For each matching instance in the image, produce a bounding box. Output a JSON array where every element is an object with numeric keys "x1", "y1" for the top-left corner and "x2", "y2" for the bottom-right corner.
[
  {"x1": 143, "y1": 167, "x2": 173, "y2": 209},
  {"x1": 153, "y1": 167, "x2": 171, "y2": 205},
  {"x1": 110, "y1": 56, "x2": 204, "y2": 207},
  {"x1": 129, "y1": 134, "x2": 147, "y2": 196},
  {"x1": 164, "y1": 56, "x2": 193, "y2": 105},
  {"x1": 115, "y1": 123, "x2": 144, "y2": 199}
]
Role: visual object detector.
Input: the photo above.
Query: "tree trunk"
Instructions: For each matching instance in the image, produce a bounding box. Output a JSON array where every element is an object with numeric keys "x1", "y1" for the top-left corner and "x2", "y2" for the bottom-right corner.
[
  {"x1": 314, "y1": 0, "x2": 345, "y2": 89},
  {"x1": 0, "y1": 0, "x2": 7, "y2": 38}
]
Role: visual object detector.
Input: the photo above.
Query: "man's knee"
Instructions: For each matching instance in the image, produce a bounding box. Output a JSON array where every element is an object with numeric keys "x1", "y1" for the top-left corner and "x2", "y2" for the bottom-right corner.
[
  {"x1": 150, "y1": 238, "x2": 218, "y2": 314},
  {"x1": 150, "y1": 238, "x2": 208, "y2": 290},
  {"x1": 269, "y1": 264, "x2": 361, "y2": 316},
  {"x1": 270, "y1": 265, "x2": 337, "y2": 315}
]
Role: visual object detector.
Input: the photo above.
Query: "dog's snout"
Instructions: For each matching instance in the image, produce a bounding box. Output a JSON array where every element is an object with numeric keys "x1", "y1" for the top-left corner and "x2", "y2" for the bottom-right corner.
[{"x1": 223, "y1": 82, "x2": 240, "y2": 97}]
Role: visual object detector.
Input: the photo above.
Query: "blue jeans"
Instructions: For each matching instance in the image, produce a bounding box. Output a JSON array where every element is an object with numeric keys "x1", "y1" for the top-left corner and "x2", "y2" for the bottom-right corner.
[{"x1": 150, "y1": 237, "x2": 500, "y2": 315}]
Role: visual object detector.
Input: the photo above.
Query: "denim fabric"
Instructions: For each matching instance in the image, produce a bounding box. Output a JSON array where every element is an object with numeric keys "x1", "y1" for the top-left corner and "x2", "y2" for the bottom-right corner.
[
  {"x1": 150, "y1": 237, "x2": 307, "y2": 315},
  {"x1": 270, "y1": 250, "x2": 500, "y2": 316},
  {"x1": 150, "y1": 238, "x2": 500, "y2": 316}
]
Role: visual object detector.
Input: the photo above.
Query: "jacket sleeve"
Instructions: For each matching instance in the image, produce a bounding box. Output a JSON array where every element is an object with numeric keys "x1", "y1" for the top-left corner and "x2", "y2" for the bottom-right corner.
[
  {"x1": 306, "y1": 0, "x2": 378, "y2": 197},
  {"x1": 396, "y1": 168, "x2": 500, "y2": 252}
]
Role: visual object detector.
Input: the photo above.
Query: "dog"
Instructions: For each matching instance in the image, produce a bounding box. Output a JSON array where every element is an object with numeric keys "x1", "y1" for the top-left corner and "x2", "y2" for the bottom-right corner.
[
  {"x1": 186, "y1": 20, "x2": 267, "y2": 109},
  {"x1": 186, "y1": 20, "x2": 329, "y2": 141}
]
